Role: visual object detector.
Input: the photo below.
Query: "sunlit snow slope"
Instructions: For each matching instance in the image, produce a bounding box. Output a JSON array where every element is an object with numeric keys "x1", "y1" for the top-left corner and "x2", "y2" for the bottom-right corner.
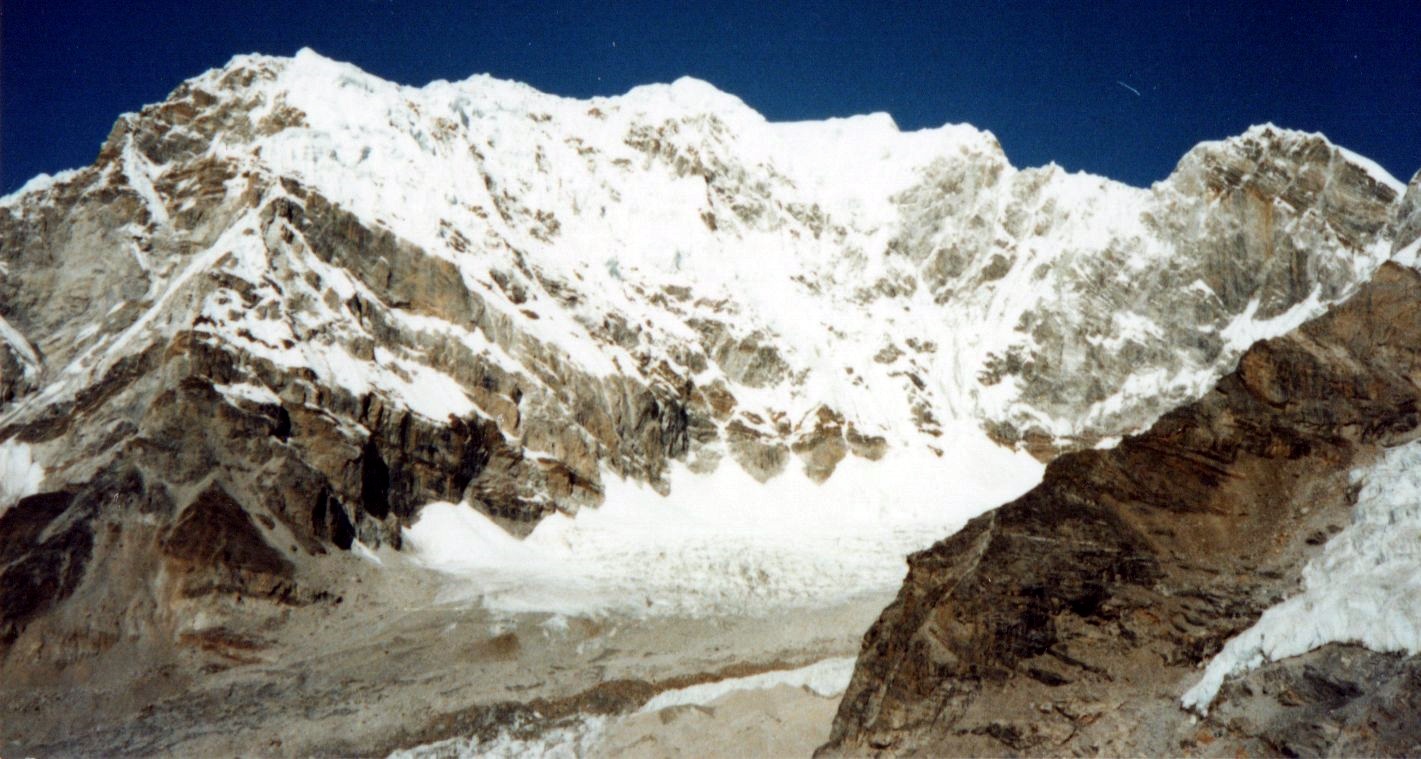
[
  {"x1": 0, "y1": 49, "x2": 1406, "y2": 618},
  {"x1": 199, "y1": 50, "x2": 1402, "y2": 453}
]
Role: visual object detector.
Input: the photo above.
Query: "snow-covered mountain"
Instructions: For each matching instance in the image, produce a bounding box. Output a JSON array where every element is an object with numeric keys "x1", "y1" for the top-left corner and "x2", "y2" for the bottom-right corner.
[
  {"x1": 0, "y1": 48, "x2": 1416, "y2": 756},
  {"x1": 0, "y1": 45, "x2": 1407, "y2": 626},
  {"x1": 1, "y1": 48, "x2": 1402, "y2": 509}
]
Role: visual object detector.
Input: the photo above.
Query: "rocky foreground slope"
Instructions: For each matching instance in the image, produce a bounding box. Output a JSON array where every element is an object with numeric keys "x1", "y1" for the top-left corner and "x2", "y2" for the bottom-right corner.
[
  {"x1": 0, "y1": 48, "x2": 1413, "y2": 754},
  {"x1": 824, "y1": 172, "x2": 1421, "y2": 756}
]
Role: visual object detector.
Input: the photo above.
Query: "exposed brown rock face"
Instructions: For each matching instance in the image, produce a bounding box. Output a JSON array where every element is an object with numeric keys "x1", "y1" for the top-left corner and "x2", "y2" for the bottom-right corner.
[
  {"x1": 1207, "y1": 644, "x2": 1421, "y2": 757},
  {"x1": 0, "y1": 492, "x2": 91, "y2": 647},
  {"x1": 160, "y1": 484, "x2": 294, "y2": 599},
  {"x1": 824, "y1": 260, "x2": 1421, "y2": 756}
]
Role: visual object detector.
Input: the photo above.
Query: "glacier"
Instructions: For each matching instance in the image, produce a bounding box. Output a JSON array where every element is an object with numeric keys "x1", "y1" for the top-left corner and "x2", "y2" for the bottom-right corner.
[{"x1": 403, "y1": 424, "x2": 1043, "y2": 617}]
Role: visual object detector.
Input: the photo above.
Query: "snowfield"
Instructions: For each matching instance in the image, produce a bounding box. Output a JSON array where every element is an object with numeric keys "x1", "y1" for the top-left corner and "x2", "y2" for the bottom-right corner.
[{"x1": 404, "y1": 424, "x2": 1043, "y2": 617}]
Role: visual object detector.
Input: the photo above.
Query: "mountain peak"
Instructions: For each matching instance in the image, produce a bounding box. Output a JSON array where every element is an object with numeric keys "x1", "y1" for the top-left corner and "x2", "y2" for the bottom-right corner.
[{"x1": 1175, "y1": 122, "x2": 1406, "y2": 196}]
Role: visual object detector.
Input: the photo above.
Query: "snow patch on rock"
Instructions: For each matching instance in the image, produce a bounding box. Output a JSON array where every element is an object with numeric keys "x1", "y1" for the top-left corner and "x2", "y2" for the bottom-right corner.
[
  {"x1": 390, "y1": 714, "x2": 610, "y2": 759},
  {"x1": 1182, "y1": 438, "x2": 1421, "y2": 713},
  {"x1": 637, "y1": 656, "x2": 855, "y2": 713},
  {"x1": 0, "y1": 439, "x2": 44, "y2": 513},
  {"x1": 0, "y1": 314, "x2": 41, "y2": 380}
]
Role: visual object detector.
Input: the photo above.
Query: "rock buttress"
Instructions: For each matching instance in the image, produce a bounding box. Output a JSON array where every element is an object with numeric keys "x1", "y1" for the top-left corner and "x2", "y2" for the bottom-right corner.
[{"x1": 823, "y1": 262, "x2": 1421, "y2": 757}]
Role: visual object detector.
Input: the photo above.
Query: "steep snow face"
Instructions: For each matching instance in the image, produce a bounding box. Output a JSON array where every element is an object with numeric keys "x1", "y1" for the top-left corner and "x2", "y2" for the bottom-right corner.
[
  {"x1": 68, "y1": 47, "x2": 1393, "y2": 460},
  {"x1": 0, "y1": 49, "x2": 1405, "y2": 584},
  {"x1": 246, "y1": 53, "x2": 1399, "y2": 450},
  {"x1": 230, "y1": 50, "x2": 1019, "y2": 454},
  {"x1": 1183, "y1": 437, "x2": 1421, "y2": 713}
]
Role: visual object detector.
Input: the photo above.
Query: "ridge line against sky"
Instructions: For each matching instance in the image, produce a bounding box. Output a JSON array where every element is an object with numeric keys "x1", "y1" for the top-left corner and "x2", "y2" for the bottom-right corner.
[{"x1": 3, "y1": 0, "x2": 1419, "y2": 193}]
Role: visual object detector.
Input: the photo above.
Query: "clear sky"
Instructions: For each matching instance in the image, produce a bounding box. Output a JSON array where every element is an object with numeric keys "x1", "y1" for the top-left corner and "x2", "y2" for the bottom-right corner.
[{"x1": 3, "y1": 0, "x2": 1418, "y2": 193}]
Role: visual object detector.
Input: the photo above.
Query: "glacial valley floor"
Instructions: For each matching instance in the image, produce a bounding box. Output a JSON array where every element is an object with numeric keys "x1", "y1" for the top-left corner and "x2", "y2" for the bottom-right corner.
[{"x1": 1, "y1": 551, "x2": 886, "y2": 757}]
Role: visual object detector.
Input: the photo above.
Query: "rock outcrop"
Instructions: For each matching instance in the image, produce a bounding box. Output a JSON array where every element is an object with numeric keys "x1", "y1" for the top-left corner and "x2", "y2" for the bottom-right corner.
[{"x1": 824, "y1": 174, "x2": 1421, "y2": 756}]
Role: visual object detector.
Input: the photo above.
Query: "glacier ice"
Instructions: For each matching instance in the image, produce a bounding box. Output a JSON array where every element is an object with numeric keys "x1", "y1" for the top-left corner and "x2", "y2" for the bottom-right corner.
[{"x1": 1182, "y1": 437, "x2": 1421, "y2": 713}]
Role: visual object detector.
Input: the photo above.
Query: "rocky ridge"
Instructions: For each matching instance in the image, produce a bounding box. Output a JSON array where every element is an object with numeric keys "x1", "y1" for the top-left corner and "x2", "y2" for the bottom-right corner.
[{"x1": 824, "y1": 172, "x2": 1421, "y2": 756}]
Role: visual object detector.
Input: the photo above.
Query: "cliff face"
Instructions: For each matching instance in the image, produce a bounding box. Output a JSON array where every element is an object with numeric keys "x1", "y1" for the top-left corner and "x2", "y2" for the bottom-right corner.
[{"x1": 824, "y1": 175, "x2": 1421, "y2": 756}]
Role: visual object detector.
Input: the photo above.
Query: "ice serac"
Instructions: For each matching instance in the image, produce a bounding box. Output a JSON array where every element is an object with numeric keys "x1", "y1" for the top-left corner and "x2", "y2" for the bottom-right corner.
[
  {"x1": 822, "y1": 177, "x2": 1421, "y2": 756},
  {"x1": 0, "y1": 48, "x2": 1408, "y2": 740}
]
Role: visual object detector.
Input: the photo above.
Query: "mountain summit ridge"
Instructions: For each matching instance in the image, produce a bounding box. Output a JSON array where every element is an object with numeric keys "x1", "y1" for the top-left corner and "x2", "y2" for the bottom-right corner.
[{"x1": 1, "y1": 51, "x2": 1403, "y2": 462}]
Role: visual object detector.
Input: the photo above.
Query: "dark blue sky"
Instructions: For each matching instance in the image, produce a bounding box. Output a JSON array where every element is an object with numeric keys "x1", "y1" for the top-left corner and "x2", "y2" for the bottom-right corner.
[{"x1": 3, "y1": 1, "x2": 1418, "y2": 193}]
